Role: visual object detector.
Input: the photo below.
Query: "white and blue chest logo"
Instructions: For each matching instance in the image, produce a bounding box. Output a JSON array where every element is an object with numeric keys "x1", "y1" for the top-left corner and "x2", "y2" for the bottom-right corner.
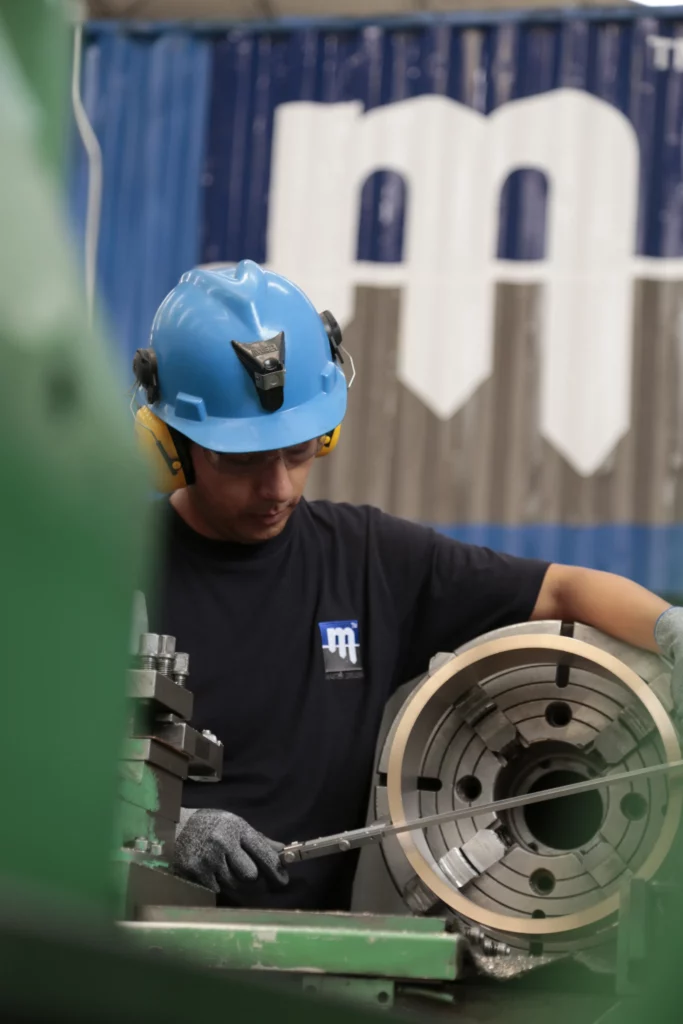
[{"x1": 318, "y1": 620, "x2": 363, "y2": 679}]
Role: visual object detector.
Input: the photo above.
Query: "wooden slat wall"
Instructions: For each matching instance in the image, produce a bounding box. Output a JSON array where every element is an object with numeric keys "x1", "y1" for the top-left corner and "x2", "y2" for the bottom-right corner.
[{"x1": 307, "y1": 282, "x2": 683, "y2": 528}]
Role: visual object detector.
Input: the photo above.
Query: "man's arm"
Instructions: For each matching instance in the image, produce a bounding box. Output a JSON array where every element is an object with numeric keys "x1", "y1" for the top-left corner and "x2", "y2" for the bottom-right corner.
[{"x1": 531, "y1": 565, "x2": 670, "y2": 653}]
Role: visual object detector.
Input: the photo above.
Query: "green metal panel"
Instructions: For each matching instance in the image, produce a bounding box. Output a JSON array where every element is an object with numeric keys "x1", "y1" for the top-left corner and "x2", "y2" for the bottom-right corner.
[
  {"x1": 122, "y1": 914, "x2": 463, "y2": 981},
  {"x1": 0, "y1": 0, "x2": 70, "y2": 174},
  {"x1": 140, "y1": 905, "x2": 451, "y2": 933},
  {"x1": 0, "y1": 1, "x2": 152, "y2": 914},
  {"x1": 301, "y1": 977, "x2": 395, "y2": 1009},
  {"x1": 0, "y1": 887, "x2": 388, "y2": 1024}
]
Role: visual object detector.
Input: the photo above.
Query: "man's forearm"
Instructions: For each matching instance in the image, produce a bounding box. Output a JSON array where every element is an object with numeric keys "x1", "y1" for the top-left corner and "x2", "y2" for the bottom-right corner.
[{"x1": 532, "y1": 565, "x2": 670, "y2": 653}]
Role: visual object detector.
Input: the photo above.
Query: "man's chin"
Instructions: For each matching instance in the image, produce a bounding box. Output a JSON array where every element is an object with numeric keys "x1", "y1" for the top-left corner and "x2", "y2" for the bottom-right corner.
[{"x1": 241, "y1": 508, "x2": 292, "y2": 543}]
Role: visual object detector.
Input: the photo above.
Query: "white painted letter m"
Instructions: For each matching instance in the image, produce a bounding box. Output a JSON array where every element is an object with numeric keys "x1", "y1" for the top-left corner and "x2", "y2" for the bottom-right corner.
[{"x1": 326, "y1": 627, "x2": 358, "y2": 665}]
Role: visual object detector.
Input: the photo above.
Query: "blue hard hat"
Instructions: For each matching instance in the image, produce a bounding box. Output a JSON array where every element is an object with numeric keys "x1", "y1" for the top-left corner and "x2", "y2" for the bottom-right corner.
[{"x1": 145, "y1": 260, "x2": 348, "y2": 453}]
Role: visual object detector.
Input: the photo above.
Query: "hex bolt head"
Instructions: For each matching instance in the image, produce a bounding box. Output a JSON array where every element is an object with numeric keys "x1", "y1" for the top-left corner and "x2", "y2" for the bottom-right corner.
[
  {"x1": 138, "y1": 633, "x2": 160, "y2": 669},
  {"x1": 150, "y1": 842, "x2": 164, "y2": 856},
  {"x1": 202, "y1": 729, "x2": 219, "y2": 744},
  {"x1": 172, "y1": 652, "x2": 190, "y2": 686},
  {"x1": 133, "y1": 837, "x2": 150, "y2": 853},
  {"x1": 138, "y1": 633, "x2": 160, "y2": 656},
  {"x1": 156, "y1": 634, "x2": 177, "y2": 677},
  {"x1": 157, "y1": 635, "x2": 176, "y2": 658}
]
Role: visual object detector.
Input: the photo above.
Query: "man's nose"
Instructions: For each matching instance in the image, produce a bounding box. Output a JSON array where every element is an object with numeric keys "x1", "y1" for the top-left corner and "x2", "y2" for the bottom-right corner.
[{"x1": 256, "y1": 456, "x2": 295, "y2": 503}]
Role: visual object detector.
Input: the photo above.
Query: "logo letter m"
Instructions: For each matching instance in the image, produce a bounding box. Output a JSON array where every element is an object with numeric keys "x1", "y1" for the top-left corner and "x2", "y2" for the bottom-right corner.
[{"x1": 326, "y1": 627, "x2": 358, "y2": 665}]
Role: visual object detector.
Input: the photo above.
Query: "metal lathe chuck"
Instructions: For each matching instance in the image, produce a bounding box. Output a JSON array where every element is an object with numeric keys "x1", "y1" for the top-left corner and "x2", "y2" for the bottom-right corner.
[{"x1": 375, "y1": 621, "x2": 682, "y2": 957}]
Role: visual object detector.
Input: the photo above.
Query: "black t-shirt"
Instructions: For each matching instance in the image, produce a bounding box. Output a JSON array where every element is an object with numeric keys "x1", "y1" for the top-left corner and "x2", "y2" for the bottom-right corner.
[{"x1": 151, "y1": 499, "x2": 548, "y2": 911}]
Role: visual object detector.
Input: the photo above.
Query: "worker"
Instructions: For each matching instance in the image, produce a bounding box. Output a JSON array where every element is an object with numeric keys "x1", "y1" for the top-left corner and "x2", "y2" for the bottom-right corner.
[{"x1": 133, "y1": 259, "x2": 683, "y2": 912}]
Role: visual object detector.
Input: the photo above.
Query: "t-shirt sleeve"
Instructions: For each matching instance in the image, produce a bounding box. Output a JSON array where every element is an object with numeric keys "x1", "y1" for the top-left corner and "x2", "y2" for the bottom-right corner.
[{"x1": 367, "y1": 509, "x2": 550, "y2": 687}]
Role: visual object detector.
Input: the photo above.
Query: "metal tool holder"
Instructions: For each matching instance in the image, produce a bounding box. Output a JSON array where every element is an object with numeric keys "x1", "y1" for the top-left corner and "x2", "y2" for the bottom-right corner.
[
  {"x1": 115, "y1": 632, "x2": 224, "y2": 918},
  {"x1": 117, "y1": 634, "x2": 467, "y2": 1004}
]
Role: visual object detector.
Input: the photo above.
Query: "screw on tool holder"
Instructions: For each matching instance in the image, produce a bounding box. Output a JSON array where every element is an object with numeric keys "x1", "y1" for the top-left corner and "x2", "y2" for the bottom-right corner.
[
  {"x1": 137, "y1": 633, "x2": 160, "y2": 670},
  {"x1": 133, "y1": 837, "x2": 150, "y2": 853},
  {"x1": 171, "y1": 651, "x2": 190, "y2": 687},
  {"x1": 156, "y1": 635, "x2": 176, "y2": 677},
  {"x1": 150, "y1": 842, "x2": 164, "y2": 856}
]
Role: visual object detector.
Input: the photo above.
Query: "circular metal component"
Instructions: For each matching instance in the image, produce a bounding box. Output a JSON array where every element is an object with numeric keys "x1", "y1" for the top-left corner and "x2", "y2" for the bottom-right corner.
[
  {"x1": 455, "y1": 775, "x2": 482, "y2": 802},
  {"x1": 620, "y1": 792, "x2": 648, "y2": 821},
  {"x1": 545, "y1": 701, "x2": 572, "y2": 728},
  {"x1": 530, "y1": 868, "x2": 556, "y2": 895},
  {"x1": 379, "y1": 623, "x2": 681, "y2": 954}
]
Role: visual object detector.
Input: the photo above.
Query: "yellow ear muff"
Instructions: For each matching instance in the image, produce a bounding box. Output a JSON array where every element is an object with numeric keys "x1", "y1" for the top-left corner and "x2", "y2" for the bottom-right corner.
[
  {"x1": 317, "y1": 425, "x2": 342, "y2": 458},
  {"x1": 134, "y1": 406, "x2": 188, "y2": 493}
]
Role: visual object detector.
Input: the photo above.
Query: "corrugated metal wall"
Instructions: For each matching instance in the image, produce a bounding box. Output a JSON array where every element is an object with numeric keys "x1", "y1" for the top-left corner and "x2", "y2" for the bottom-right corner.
[
  {"x1": 74, "y1": 11, "x2": 683, "y2": 592},
  {"x1": 70, "y1": 26, "x2": 211, "y2": 358}
]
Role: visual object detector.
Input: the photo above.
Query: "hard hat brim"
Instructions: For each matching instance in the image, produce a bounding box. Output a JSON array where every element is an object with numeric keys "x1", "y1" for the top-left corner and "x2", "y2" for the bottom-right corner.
[{"x1": 153, "y1": 370, "x2": 347, "y2": 454}]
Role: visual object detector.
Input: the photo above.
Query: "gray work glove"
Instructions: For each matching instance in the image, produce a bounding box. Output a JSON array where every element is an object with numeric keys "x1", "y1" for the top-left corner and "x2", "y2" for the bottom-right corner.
[
  {"x1": 655, "y1": 606, "x2": 683, "y2": 722},
  {"x1": 174, "y1": 809, "x2": 289, "y2": 895}
]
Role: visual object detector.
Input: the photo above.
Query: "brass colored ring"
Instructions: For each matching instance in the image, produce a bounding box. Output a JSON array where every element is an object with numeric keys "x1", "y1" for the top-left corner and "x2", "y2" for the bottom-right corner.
[{"x1": 386, "y1": 634, "x2": 682, "y2": 937}]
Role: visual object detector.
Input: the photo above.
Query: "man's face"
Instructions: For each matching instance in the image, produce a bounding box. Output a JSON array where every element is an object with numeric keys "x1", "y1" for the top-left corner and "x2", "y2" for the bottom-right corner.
[{"x1": 188, "y1": 437, "x2": 323, "y2": 543}]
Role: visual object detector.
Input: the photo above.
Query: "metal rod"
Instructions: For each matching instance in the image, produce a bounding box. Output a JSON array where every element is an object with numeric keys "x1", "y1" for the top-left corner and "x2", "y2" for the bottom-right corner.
[
  {"x1": 71, "y1": 21, "x2": 103, "y2": 328},
  {"x1": 282, "y1": 758, "x2": 683, "y2": 863}
]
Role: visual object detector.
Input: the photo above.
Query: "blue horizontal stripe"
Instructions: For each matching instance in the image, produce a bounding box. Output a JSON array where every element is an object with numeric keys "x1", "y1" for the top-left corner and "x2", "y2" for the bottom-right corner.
[
  {"x1": 86, "y1": 9, "x2": 683, "y2": 37},
  {"x1": 434, "y1": 524, "x2": 683, "y2": 598}
]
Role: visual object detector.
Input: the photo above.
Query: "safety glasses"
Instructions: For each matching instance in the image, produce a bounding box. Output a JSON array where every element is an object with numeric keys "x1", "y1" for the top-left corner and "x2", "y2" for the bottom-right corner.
[{"x1": 203, "y1": 436, "x2": 324, "y2": 475}]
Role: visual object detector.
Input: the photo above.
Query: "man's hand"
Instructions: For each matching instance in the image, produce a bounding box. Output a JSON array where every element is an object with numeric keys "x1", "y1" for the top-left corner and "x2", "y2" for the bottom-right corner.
[
  {"x1": 174, "y1": 809, "x2": 289, "y2": 895},
  {"x1": 655, "y1": 607, "x2": 683, "y2": 722}
]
